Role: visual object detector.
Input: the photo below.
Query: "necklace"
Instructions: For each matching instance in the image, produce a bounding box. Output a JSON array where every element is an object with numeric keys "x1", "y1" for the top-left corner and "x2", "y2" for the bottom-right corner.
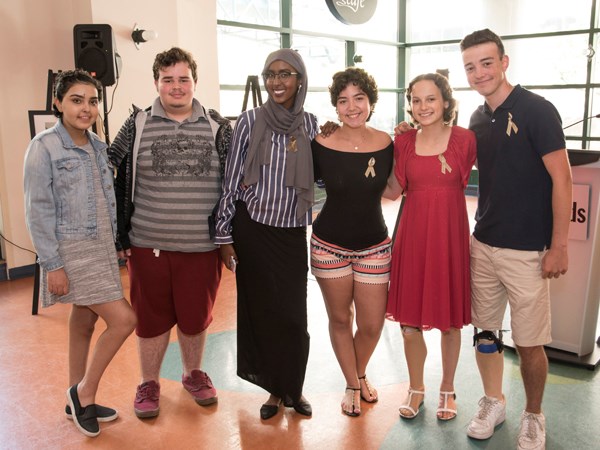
[{"x1": 345, "y1": 131, "x2": 367, "y2": 151}]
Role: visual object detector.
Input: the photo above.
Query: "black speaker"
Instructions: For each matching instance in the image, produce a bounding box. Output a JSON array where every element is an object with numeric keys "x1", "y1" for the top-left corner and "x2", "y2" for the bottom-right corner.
[{"x1": 73, "y1": 24, "x2": 119, "y2": 87}]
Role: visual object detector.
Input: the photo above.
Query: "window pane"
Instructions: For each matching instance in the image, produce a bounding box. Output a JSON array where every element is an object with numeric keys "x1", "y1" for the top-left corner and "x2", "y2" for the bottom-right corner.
[
  {"x1": 452, "y1": 90, "x2": 485, "y2": 129},
  {"x1": 531, "y1": 89, "x2": 585, "y2": 137},
  {"x1": 216, "y1": 0, "x2": 280, "y2": 26},
  {"x1": 370, "y1": 92, "x2": 397, "y2": 135},
  {"x1": 304, "y1": 91, "x2": 334, "y2": 127},
  {"x1": 219, "y1": 89, "x2": 267, "y2": 119},
  {"x1": 408, "y1": 34, "x2": 589, "y2": 90},
  {"x1": 356, "y1": 43, "x2": 398, "y2": 88},
  {"x1": 504, "y1": 36, "x2": 589, "y2": 85},
  {"x1": 292, "y1": 36, "x2": 346, "y2": 88},
  {"x1": 407, "y1": 0, "x2": 592, "y2": 41},
  {"x1": 407, "y1": 44, "x2": 467, "y2": 88},
  {"x1": 293, "y1": 1, "x2": 398, "y2": 42},
  {"x1": 586, "y1": 88, "x2": 600, "y2": 143},
  {"x1": 217, "y1": 26, "x2": 280, "y2": 85},
  {"x1": 590, "y1": 33, "x2": 600, "y2": 83}
]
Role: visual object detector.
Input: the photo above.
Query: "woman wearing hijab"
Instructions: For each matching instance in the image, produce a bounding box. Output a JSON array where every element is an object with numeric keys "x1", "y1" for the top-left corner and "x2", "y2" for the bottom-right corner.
[{"x1": 215, "y1": 49, "x2": 319, "y2": 420}]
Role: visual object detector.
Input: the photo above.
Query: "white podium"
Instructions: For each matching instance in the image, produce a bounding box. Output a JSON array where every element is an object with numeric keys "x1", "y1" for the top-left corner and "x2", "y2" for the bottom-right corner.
[{"x1": 545, "y1": 158, "x2": 600, "y2": 367}]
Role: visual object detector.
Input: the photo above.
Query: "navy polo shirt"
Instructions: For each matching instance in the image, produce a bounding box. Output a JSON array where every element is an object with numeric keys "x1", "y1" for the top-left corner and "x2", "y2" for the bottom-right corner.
[{"x1": 469, "y1": 85, "x2": 566, "y2": 251}]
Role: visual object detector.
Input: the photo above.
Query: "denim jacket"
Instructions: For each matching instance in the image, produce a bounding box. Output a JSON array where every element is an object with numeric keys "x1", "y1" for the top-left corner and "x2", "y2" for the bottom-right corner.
[{"x1": 23, "y1": 120, "x2": 118, "y2": 271}]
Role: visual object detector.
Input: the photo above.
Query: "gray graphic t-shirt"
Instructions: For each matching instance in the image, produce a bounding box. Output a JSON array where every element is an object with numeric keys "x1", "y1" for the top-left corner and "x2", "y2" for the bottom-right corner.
[{"x1": 130, "y1": 102, "x2": 220, "y2": 252}]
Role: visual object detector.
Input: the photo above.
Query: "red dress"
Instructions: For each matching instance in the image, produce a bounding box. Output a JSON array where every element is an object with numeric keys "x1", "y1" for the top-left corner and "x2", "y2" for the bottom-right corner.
[{"x1": 386, "y1": 126, "x2": 477, "y2": 331}]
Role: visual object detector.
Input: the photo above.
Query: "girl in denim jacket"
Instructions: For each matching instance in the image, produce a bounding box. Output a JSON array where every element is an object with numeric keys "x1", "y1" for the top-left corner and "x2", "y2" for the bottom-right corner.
[{"x1": 23, "y1": 70, "x2": 136, "y2": 437}]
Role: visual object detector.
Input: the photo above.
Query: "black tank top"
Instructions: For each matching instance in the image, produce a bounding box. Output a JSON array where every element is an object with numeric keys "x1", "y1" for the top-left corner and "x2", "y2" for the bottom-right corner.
[{"x1": 312, "y1": 140, "x2": 393, "y2": 250}]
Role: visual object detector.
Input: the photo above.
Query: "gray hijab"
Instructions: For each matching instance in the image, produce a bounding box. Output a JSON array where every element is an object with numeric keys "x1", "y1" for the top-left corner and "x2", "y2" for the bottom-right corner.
[{"x1": 243, "y1": 48, "x2": 314, "y2": 219}]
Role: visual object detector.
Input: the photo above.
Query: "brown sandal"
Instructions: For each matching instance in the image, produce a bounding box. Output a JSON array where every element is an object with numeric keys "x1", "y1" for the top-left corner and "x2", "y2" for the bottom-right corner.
[
  {"x1": 342, "y1": 387, "x2": 361, "y2": 417},
  {"x1": 358, "y1": 375, "x2": 378, "y2": 403}
]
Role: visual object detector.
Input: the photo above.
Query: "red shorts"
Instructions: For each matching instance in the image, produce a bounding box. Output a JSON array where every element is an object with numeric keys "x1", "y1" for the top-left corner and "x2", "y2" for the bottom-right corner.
[{"x1": 127, "y1": 246, "x2": 222, "y2": 338}]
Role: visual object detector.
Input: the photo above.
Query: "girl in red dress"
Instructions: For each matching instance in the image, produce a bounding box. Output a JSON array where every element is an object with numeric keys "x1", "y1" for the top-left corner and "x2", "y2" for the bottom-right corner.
[{"x1": 384, "y1": 73, "x2": 476, "y2": 421}]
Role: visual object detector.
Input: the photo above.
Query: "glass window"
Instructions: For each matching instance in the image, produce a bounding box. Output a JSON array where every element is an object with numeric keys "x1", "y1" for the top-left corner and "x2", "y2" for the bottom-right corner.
[
  {"x1": 407, "y1": 44, "x2": 467, "y2": 88},
  {"x1": 217, "y1": 0, "x2": 599, "y2": 146},
  {"x1": 585, "y1": 88, "x2": 600, "y2": 144},
  {"x1": 293, "y1": 1, "x2": 398, "y2": 42},
  {"x1": 452, "y1": 90, "x2": 484, "y2": 129},
  {"x1": 217, "y1": 26, "x2": 280, "y2": 86},
  {"x1": 219, "y1": 89, "x2": 267, "y2": 120},
  {"x1": 217, "y1": 0, "x2": 280, "y2": 26},
  {"x1": 370, "y1": 92, "x2": 398, "y2": 134},
  {"x1": 587, "y1": 140, "x2": 600, "y2": 150},
  {"x1": 292, "y1": 36, "x2": 346, "y2": 88},
  {"x1": 304, "y1": 91, "x2": 334, "y2": 126},
  {"x1": 590, "y1": 32, "x2": 600, "y2": 83},
  {"x1": 504, "y1": 36, "x2": 589, "y2": 86},
  {"x1": 407, "y1": 0, "x2": 592, "y2": 41},
  {"x1": 408, "y1": 34, "x2": 590, "y2": 90},
  {"x1": 531, "y1": 89, "x2": 586, "y2": 137},
  {"x1": 355, "y1": 43, "x2": 398, "y2": 88},
  {"x1": 567, "y1": 138, "x2": 585, "y2": 149},
  {"x1": 407, "y1": 0, "x2": 485, "y2": 42}
]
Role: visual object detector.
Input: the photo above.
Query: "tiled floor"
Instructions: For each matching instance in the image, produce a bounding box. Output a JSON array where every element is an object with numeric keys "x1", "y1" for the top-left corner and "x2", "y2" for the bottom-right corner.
[{"x1": 0, "y1": 197, "x2": 599, "y2": 449}]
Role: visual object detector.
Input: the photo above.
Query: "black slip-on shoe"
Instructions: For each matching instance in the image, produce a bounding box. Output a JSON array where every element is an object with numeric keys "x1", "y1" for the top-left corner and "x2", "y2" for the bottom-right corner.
[
  {"x1": 66, "y1": 403, "x2": 118, "y2": 422},
  {"x1": 66, "y1": 384, "x2": 100, "y2": 437}
]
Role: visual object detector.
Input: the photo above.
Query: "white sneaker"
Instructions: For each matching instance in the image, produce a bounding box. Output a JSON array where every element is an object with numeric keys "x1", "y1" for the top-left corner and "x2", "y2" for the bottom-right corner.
[
  {"x1": 517, "y1": 411, "x2": 546, "y2": 450},
  {"x1": 467, "y1": 396, "x2": 506, "y2": 440}
]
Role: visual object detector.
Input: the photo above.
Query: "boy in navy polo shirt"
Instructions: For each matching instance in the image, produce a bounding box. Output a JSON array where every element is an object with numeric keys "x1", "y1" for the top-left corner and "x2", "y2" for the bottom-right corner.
[{"x1": 461, "y1": 29, "x2": 572, "y2": 450}]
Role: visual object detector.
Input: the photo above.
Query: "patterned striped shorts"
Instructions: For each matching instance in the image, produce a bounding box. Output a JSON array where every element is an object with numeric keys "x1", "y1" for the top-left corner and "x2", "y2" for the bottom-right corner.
[{"x1": 310, "y1": 234, "x2": 392, "y2": 284}]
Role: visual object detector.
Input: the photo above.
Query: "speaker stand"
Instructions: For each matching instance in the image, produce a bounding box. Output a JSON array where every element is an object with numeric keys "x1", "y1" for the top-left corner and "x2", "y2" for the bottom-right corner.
[{"x1": 102, "y1": 85, "x2": 110, "y2": 145}]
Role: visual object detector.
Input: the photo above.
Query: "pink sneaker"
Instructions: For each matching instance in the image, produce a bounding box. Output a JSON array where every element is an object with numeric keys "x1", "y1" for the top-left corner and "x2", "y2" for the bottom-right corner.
[
  {"x1": 182, "y1": 370, "x2": 218, "y2": 406},
  {"x1": 134, "y1": 380, "x2": 160, "y2": 418}
]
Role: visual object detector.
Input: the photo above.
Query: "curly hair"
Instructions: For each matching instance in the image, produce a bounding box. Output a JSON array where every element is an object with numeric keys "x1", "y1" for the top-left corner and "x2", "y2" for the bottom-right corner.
[
  {"x1": 329, "y1": 67, "x2": 378, "y2": 121},
  {"x1": 406, "y1": 73, "x2": 456, "y2": 125},
  {"x1": 152, "y1": 47, "x2": 198, "y2": 82},
  {"x1": 52, "y1": 69, "x2": 102, "y2": 118},
  {"x1": 460, "y1": 28, "x2": 505, "y2": 58}
]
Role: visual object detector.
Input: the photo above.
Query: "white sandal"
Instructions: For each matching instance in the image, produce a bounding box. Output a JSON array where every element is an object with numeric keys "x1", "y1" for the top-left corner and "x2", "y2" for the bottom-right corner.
[
  {"x1": 399, "y1": 388, "x2": 425, "y2": 419},
  {"x1": 437, "y1": 391, "x2": 457, "y2": 421}
]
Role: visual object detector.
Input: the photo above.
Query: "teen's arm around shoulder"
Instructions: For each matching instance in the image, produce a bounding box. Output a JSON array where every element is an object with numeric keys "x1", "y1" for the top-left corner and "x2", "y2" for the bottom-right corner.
[
  {"x1": 463, "y1": 127, "x2": 478, "y2": 170},
  {"x1": 214, "y1": 111, "x2": 253, "y2": 249},
  {"x1": 541, "y1": 148, "x2": 572, "y2": 279},
  {"x1": 108, "y1": 108, "x2": 139, "y2": 167},
  {"x1": 382, "y1": 159, "x2": 403, "y2": 200},
  {"x1": 383, "y1": 133, "x2": 407, "y2": 201}
]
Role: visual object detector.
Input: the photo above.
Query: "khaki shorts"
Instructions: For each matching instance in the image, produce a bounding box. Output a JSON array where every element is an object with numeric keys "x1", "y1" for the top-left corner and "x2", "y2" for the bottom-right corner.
[{"x1": 470, "y1": 236, "x2": 551, "y2": 347}]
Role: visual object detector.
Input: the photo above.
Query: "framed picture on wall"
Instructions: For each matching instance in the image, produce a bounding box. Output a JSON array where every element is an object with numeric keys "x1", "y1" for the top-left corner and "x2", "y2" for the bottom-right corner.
[{"x1": 28, "y1": 110, "x2": 58, "y2": 139}]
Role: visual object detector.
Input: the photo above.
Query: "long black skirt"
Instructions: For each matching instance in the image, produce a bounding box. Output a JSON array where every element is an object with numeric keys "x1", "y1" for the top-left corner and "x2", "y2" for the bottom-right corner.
[{"x1": 232, "y1": 201, "x2": 310, "y2": 403}]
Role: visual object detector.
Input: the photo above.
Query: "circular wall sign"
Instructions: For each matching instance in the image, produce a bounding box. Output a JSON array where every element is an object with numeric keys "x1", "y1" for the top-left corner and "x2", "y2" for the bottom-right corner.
[{"x1": 325, "y1": 0, "x2": 377, "y2": 25}]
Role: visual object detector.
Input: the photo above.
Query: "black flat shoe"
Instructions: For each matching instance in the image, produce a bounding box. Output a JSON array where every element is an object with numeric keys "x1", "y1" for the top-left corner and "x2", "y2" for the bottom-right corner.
[
  {"x1": 291, "y1": 398, "x2": 312, "y2": 417},
  {"x1": 260, "y1": 402, "x2": 280, "y2": 420},
  {"x1": 66, "y1": 384, "x2": 100, "y2": 437},
  {"x1": 66, "y1": 403, "x2": 118, "y2": 422}
]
